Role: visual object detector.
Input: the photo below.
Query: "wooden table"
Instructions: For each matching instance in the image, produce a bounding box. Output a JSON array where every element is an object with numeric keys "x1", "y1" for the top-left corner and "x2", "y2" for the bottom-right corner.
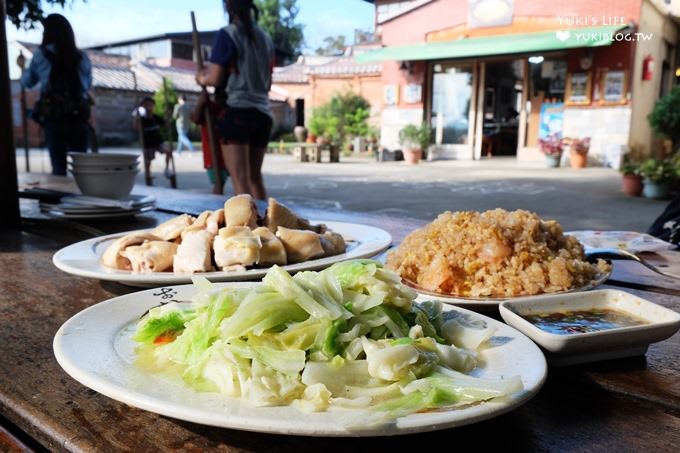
[{"x1": 2, "y1": 174, "x2": 679, "y2": 452}]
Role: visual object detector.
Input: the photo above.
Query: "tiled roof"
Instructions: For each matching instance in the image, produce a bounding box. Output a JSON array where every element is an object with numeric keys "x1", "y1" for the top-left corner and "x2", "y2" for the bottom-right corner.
[
  {"x1": 307, "y1": 57, "x2": 382, "y2": 76},
  {"x1": 15, "y1": 41, "x2": 198, "y2": 93},
  {"x1": 140, "y1": 63, "x2": 202, "y2": 93},
  {"x1": 272, "y1": 63, "x2": 308, "y2": 84},
  {"x1": 273, "y1": 54, "x2": 381, "y2": 83}
]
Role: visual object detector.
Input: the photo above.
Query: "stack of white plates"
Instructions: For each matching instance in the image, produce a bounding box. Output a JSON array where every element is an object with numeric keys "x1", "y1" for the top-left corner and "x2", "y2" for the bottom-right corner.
[
  {"x1": 68, "y1": 152, "x2": 141, "y2": 199},
  {"x1": 40, "y1": 194, "x2": 156, "y2": 219}
]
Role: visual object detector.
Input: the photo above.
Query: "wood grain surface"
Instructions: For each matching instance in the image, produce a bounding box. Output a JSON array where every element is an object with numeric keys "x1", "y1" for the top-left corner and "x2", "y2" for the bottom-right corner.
[{"x1": 2, "y1": 174, "x2": 678, "y2": 452}]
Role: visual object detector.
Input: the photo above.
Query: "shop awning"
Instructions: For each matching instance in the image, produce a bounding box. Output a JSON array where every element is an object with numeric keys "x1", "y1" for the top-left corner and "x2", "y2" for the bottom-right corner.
[{"x1": 356, "y1": 25, "x2": 626, "y2": 62}]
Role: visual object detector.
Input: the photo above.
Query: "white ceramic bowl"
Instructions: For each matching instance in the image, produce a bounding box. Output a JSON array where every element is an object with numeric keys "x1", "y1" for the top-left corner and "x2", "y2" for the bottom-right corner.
[
  {"x1": 68, "y1": 152, "x2": 139, "y2": 166},
  {"x1": 69, "y1": 162, "x2": 140, "y2": 172},
  {"x1": 499, "y1": 289, "x2": 680, "y2": 366},
  {"x1": 71, "y1": 169, "x2": 139, "y2": 200}
]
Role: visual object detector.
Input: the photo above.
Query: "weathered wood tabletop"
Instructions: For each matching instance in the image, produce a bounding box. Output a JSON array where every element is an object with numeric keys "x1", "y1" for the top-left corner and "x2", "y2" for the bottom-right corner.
[{"x1": 1, "y1": 174, "x2": 678, "y2": 452}]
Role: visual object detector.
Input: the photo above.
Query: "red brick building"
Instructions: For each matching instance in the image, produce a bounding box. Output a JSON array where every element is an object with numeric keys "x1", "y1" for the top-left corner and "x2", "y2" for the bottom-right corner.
[{"x1": 360, "y1": 0, "x2": 679, "y2": 163}]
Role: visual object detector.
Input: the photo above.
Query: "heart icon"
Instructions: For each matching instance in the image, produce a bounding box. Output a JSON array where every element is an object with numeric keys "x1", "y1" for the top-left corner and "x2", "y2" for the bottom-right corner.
[{"x1": 556, "y1": 30, "x2": 571, "y2": 42}]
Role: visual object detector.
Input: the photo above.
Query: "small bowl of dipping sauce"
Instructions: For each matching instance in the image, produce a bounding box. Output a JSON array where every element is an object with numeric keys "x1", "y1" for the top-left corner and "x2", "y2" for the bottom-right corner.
[{"x1": 499, "y1": 289, "x2": 680, "y2": 366}]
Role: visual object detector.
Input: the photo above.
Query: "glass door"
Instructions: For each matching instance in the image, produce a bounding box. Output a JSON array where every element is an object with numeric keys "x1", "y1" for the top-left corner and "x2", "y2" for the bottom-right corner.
[{"x1": 429, "y1": 63, "x2": 475, "y2": 159}]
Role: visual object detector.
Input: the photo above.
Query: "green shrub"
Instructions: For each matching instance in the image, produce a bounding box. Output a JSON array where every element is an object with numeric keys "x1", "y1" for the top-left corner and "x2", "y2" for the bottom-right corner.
[
  {"x1": 399, "y1": 123, "x2": 432, "y2": 150},
  {"x1": 308, "y1": 93, "x2": 371, "y2": 146},
  {"x1": 649, "y1": 86, "x2": 680, "y2": 152},
  {"x1": 639, "y1": 158, "x2": 674, "y2": 183},
  {"x1": 308, "y1": 105, "x2": 340, "y2": 142}
]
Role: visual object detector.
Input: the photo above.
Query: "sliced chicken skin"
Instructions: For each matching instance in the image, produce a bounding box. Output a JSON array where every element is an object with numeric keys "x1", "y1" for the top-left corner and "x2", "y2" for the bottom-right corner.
[
  {"x1": 276, "y1": 227, "x2": 324, "y2": 263},
  {"x1": 173, "y1": 230, "x2": 214, "y2": 274},
  {"x1": 151, "y1": 214, "x2": 195, "y2": 241},
  {"x1": 264, "y1": 198, "x2": 326, "y2": 233},
  {"x1": 180, "y1": 210, "x2": 214, "y2": 238},
  {"x1": 224, "y1": 195, "x2": 259, "y2": 229},
  {"x1": 101, "y1": 232, "x2": 163, "y2": 270},
  {"x1": 119, "y1": 241, "x2": 178, "y2": 273},
  {"x1": 213, "y1": 226, "x2": 262, "y2": 269},
  {"x1": 253, "y1": 227, "x2": 287, "y2": 266}
]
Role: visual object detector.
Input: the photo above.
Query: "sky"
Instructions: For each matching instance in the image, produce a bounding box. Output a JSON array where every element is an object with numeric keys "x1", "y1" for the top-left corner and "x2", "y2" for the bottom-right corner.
[{"x1": 6, "y1": 0, "x2": 375, "y2": 49}]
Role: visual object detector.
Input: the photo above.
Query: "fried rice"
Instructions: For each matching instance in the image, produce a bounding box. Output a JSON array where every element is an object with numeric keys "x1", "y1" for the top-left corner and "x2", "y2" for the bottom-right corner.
[{"x1": 386, "y1": 209, "x2": 610, "y2": 298}]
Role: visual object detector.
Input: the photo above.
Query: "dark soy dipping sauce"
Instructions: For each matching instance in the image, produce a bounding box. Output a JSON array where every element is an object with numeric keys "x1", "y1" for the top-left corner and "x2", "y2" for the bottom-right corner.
[{"x1": 523, "y1": 308, "x2": 648, "y2": 335}]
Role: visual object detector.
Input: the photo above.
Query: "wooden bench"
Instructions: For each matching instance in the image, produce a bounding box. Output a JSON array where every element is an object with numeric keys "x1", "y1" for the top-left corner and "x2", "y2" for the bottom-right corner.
[{"x1": 294, "y1": 144, "x2": 340, "y2": 163}]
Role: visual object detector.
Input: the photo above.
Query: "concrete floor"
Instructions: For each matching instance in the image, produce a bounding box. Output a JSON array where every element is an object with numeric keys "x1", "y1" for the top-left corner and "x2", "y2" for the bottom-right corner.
[{"x1": 17, "y1": 148, "x2": 669, "y2": 232}]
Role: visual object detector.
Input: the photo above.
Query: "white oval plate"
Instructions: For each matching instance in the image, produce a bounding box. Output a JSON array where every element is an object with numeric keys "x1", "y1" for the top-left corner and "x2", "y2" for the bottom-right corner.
[
  {"x1": 403, "y1": 271, "x2": 610, "y2": 312},
  {"x1": 53, "y1": 282, "x2": 547, "y2": 437},
  {"x1": 52, "y1": 221, "x2": 392, "y2": 287}
]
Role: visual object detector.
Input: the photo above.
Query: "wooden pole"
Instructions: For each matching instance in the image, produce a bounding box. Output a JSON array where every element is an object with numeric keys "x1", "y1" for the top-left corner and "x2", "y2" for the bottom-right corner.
[
  {"x1": 17, "y1": 52, "x2": 30, "y2": 171},
  {"x1": 0, "y1": 0, "x2": 21, "y2": 228},
  {"x1": 191, "y1": 11, "x2": 223, "y2": 195}
]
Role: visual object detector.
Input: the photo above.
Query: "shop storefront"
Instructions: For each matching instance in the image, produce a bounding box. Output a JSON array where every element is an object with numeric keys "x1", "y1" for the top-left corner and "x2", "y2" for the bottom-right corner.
[{"x1": 359, "y1": 0, "x2": 679, "y2": 162}]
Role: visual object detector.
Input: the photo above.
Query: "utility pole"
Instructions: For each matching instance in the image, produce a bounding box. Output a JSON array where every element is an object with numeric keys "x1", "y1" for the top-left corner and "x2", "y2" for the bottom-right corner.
[{"x1": 0, "y1": 0, "x2": 21, "y2": 228}]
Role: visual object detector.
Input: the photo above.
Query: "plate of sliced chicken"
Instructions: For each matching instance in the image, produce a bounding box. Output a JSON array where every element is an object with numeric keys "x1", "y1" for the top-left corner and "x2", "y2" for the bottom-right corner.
[{"x1": 53, "y1": 195, "x2": 392, "y2": 287}]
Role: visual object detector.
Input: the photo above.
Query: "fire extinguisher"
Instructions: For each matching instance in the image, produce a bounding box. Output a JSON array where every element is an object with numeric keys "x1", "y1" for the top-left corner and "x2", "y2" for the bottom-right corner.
[{"x1": 642, "y1": 55, "x2": 654, "y2": 81}]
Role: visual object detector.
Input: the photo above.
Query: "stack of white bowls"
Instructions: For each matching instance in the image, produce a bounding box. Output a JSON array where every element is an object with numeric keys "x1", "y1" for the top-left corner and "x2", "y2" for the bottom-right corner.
[{"x1": 68, "y1": 152, "x2": 140, "y2": 199}]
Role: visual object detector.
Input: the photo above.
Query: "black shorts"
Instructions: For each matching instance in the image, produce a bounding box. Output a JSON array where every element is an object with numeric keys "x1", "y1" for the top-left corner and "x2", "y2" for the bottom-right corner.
[{"x1": 218, "y1": 107, "x2": 272, "y2": 147}]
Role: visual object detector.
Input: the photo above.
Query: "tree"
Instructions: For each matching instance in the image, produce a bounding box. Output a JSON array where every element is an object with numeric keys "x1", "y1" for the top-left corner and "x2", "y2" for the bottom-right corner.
[
  {"x1": 315, "y1": 35, "x2": 346, "y2": 56},
  {"x1": 255, "y1": 0, "x2": 304, "y2": 61},
  {"x1": 353, "y1": 29, "x2": 375, "y2": 45},
  {"x1": 7, "y1": 0, "x2": 77, "y2": 28}
]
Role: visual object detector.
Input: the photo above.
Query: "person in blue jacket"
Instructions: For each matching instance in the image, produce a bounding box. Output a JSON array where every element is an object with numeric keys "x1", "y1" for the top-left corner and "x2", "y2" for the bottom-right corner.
[
  {"x1": 22, "y1": 14, "x2": 92, "y2": 176},
  {"x1": 196, "y1": 0, "x2": 275, "y2": 200}
]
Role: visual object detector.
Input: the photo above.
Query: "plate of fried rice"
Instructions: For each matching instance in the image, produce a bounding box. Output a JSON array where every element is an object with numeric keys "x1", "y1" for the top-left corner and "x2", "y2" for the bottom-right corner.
[{"x1": 385, "y1": 209, "x2": 611, "y2": 309}]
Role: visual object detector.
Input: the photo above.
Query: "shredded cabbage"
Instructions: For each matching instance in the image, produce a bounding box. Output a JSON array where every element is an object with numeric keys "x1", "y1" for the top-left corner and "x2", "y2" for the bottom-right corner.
[{"x1": 134, "y1": 260, "x2": 522, "y2": 425}]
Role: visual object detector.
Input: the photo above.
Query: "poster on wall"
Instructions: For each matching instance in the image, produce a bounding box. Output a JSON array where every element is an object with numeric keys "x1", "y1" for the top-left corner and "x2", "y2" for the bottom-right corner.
[
  {"x1": 565, "y1": 72, "x2": 592, "y2": 105},
  {"x1": 468, "y1": 0, "x2": 514, "y2": 28},
  {"x1": 383, "y1": 84, "x2": 399, "y2": 106},
  {"x1": 403, "y1": 84, "x2": 422, "y2": 104},
  {"x1": 602, "y1": 70, "x2": 628, "y2": 104},
  {"x1": 539, "y1": 102, "x2": 564, "y2": 139}
]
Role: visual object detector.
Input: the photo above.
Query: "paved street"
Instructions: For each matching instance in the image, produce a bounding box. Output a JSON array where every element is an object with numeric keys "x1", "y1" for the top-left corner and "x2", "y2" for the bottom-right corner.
[{"x1": 17, "y1": 148, "x2": 669, "y2": 232}]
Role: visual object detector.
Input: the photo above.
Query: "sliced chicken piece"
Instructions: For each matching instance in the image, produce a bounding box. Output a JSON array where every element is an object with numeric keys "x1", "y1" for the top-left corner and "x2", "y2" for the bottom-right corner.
[
  {"x1": 213, "y1": 226, "x2": 262, "y2": 270},
  {"x1": 181, "y1": 210, "x2": 214, "y2": 238},
  {"x1": 151, "y1": 214, "x2": 195, "y2": 241},
  {"x1": 101, "y1": 232, "x2": 162, "y2": 270},
  {"x1": 253, "y1": 227, "x2": 287, "y2": 266},
  {"x1": 119, "y1": 241, "x2": 178, "y2": 273},
  {"x1": 276, "y1": 227, "x2": 324, "y2": 263},
  {"x1": 193, "y1": 210, "x2": 212, "y2": 229},
  {"x1": 319, "y1": 231, "x2": 347, "y2": 257},
  {"x1": 224, "y1": 195, "x2": 259, "y2": 229},
  {"x1": 206, "y1": 209, "x2": 225, "y2": 234},
  {"x1": 264, "y1": 198, "x2": 326, "y2": 233},
  {"x1": 173, "y1": 230, "x2": 214, "y2": 274}
]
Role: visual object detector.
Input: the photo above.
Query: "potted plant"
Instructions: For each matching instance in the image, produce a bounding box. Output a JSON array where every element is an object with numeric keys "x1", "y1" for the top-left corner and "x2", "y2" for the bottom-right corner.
[
  {"x1": 639, "y1": 158, "x2": 673, "y2": 199},
  {"x1": 538, "y1": 135, "x2": 563, "y2": 167},
  {"x1": 308, "y1": 114, "x2": 323, "y2": 144},
  {"x1": 619, "y1": 160, "x2": 643, "y2": 197},
  {"x1": 649, "y1": 86, "x2": 680, "y2": 153},
  {"x1": 399, "y1": 123, "x2": 431, "y2": 164},
  {"x1": 566, "y1": 137, "x2": 590, "y2": 169}
]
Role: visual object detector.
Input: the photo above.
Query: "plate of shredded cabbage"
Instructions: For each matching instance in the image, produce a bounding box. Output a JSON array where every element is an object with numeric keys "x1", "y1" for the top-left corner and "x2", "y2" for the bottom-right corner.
[{"x1": 54, "y1": 260, "x2": 547, "y2": 436}]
